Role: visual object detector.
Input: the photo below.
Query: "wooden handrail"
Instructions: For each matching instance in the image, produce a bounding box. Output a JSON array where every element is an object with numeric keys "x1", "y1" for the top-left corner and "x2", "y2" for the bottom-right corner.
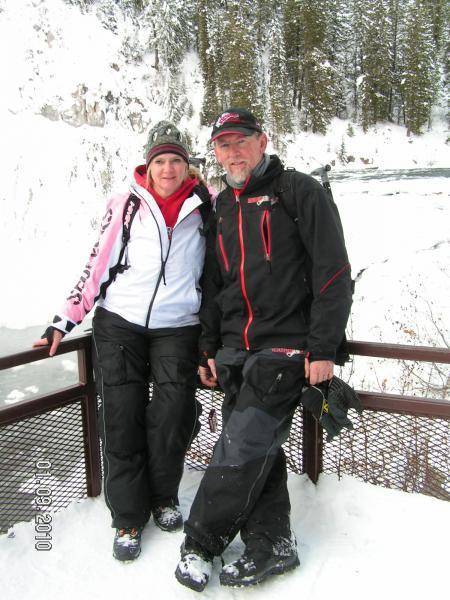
[
  {"x1": 347, "y1": 340, "x2": 450, "y2": 364},
  {"x1": 0, "y1": 333, "x2": 92, "y2": 371}
]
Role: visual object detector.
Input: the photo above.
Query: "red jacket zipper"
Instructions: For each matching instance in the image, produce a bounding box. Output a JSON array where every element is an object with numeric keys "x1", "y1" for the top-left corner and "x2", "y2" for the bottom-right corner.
[
  {"x1": 217, "y1": 217, "x2": 230, "y2": 272},
  {"x1": 234, "y1": 186, "x2": 253, "y2": 351},
  {"x1": 260, "y1": 209, "x2": 272, "y2": 270}
]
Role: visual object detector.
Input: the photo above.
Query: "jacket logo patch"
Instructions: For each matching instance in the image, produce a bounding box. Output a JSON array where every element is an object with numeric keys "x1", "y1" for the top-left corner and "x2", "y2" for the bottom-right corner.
[
  {"x1": 247, "y1": 195, "x2": 278, "y2": 207},
  {"x1": 272, "y1": 348, "x2": 304, "y2": 357},
  {"x1": 248, "y1": 195, "x2": 270, "y2": 205}
]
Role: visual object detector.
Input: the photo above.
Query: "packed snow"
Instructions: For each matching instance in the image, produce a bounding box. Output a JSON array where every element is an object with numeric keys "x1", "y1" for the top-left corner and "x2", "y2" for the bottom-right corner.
[{"x1": 1, "y1": 470, "x2": 448, "y2": 600}]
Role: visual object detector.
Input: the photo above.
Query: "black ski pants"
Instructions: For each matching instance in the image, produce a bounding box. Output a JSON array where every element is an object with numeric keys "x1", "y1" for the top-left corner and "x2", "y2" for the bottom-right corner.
[
  {"x1": 92, "y1": 307, "x2": 201, "y2": 529},
  {"x1": 184, "y1": 346, "x2": 305, "y2": 556}
]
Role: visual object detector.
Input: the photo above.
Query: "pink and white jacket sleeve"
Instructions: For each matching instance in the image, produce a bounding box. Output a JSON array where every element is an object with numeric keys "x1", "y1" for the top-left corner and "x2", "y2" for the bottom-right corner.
[{"x1": 50, "y1": 194, "x2": 128, "y2": 335}]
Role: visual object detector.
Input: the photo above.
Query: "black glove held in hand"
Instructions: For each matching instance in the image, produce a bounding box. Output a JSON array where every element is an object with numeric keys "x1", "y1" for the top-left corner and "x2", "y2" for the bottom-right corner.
[
  {"x1": 327, "y1": 376, "x2": 363, "y2": 414},
  {"x1": 301, "y1": 377, "x2": 362, "y2": 442},
  {"x1": 301, "y1": 382, "x2": 328, "y2": 421}
]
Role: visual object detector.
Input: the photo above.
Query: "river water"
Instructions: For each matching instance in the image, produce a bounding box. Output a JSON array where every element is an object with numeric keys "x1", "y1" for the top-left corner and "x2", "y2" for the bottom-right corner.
[{"x1": 330, "y1": 166, "x2": 450, "y2": 181}]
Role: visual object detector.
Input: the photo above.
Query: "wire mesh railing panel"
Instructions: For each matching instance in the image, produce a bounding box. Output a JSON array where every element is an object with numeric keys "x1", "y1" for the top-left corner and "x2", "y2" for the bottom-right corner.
[
  {"x1": 0, "y1": 402, "x2": 88, "y2": 533},
  {"x1": 322, "y1": 409, "x2": 450, "y2": 500},
  {"x1": 185, "y1": 387, "x2": 305, "y2": 473},
  {"x1": 283, "y1": 406, "x2": 304, "y2": 474},
  {"x1": 3, "y1": 379, "x2": 448, "y2": 537},
  {"x1": 185, "y1": 387, "x2": 223, "y2": 469}
]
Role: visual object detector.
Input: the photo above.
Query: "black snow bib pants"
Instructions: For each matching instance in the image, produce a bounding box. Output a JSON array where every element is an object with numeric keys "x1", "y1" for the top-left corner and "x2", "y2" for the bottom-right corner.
[
  {"x1": 185, "y1": 346, "x2": 305, "y2": 555},
  {"x1": 92, "y1": 307, "x2": 201, "y2": 528}
]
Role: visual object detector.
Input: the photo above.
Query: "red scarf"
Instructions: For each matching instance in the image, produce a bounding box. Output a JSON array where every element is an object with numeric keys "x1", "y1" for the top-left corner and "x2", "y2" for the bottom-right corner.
[{"x1": 134, "y1": 165, "x2": 198, "y2": 229}]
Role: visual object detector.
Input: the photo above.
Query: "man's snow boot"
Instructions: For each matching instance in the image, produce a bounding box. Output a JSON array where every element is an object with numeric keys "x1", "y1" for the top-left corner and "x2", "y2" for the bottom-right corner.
[
  {"x1": 112, "y1": 526, "x2": 142, "y2": 561},
  {"x1": 153, "y1": 501, "x2": 183, "y2": 532},
  {"x1": 220, "y1": 535, "x2": 300, "y2": 587},
  {"x1": 175, "y1": 536, "x2": 214, "y2": 592}
]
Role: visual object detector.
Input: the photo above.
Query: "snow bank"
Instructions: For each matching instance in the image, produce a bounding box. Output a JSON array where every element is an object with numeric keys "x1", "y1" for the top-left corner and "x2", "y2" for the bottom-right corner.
[
  {"x1": 1, "y1": 470, "x2": 447, "y2": 599},
  {"x1": 283, "y1": 117, "x2": 450, "y2": 171}
]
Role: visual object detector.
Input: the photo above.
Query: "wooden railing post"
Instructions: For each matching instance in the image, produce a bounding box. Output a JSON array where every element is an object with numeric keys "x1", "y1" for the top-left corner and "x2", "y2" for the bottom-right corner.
[
  {"x1": 78, "y1": 341, "x2": 102, "y2": 497},
  {"x1": 302, "y1": 408, "x2": 323, "y2": 483}
]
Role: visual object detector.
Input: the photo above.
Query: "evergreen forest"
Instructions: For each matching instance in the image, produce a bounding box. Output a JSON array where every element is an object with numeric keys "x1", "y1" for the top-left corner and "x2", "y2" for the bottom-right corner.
[{"x1": 69, "y1": 0, "x2": 448, "y2": 138}]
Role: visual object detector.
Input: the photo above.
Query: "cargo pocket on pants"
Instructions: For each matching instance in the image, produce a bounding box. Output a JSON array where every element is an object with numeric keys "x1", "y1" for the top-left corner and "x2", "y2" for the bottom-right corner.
[
  {"x1": 150, "y1": 356, "x2": 201, "y2": 449},
  {"x1": 152, "y1": 356, "x2": 197, "y2": 388},
  {"x1": 244, "y1": 357, "x2": 304, "y2": 409},
  {"x1": 96, "y1": 341, "x2": 127, "y2": 387}
]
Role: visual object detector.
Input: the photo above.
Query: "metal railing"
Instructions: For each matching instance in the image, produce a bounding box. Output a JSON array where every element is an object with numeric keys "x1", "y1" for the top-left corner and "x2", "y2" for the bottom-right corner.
[
  {"x1": 0, "y1": 335, "x2": 101, "y2": 533},
  {"x1": 1, "y1": 335, "x2": 449, "y2": 533}
]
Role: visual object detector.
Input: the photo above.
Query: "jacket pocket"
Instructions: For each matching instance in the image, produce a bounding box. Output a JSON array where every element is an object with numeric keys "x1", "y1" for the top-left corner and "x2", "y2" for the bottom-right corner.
[
  {"x1": 217, "y1": 216, "x2": 230, "y2": 272},
  {"x1": 260, "y1": 210, "x2": 272, "y2": 271}
]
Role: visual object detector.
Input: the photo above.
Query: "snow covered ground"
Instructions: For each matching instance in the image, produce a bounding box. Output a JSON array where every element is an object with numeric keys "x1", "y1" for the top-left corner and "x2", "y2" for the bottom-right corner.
[{"x1": 1, "y1": 469, "x2": 448, "y2": 600}]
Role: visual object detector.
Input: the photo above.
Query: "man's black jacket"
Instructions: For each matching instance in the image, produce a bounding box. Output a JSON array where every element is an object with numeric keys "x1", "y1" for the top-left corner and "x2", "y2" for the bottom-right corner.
[{"x1": 199, "y1": 155, "x2": 352, "y2": 363}]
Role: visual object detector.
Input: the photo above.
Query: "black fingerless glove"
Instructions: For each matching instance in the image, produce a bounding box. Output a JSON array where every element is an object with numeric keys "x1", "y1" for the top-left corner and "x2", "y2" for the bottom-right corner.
[{"x1": 41, "y1": 326, "x2": 65, "y2": 346}]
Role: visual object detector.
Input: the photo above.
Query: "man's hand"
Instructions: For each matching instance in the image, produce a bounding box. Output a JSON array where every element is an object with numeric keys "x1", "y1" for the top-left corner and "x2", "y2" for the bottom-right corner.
[
  {"x1": 199, "y1": 358, "x2": 217, "y2": 388},
  {"x1": 32, "y1": 329, "x2": 64, "y2": 357},
  {"x1": 305, "y1": 358, "x2": 334, "y2": 385}
]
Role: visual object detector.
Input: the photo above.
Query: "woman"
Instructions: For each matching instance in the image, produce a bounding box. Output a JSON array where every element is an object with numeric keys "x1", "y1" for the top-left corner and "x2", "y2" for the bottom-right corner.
[{"x1": 33, "y1": 121, "x2": 211, "y2": 561}]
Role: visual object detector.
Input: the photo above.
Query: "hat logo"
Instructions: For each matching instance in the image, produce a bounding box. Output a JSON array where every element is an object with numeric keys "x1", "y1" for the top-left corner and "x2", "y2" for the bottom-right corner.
[{"x1": 215, "y1": 112, "x2": 241, "y2": 127}]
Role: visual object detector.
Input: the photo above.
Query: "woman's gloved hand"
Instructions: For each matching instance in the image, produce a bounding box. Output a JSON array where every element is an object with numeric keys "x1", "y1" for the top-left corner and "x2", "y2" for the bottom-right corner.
[{"x1": 32, "y1": 326, "x2": 65, "y2": 357}]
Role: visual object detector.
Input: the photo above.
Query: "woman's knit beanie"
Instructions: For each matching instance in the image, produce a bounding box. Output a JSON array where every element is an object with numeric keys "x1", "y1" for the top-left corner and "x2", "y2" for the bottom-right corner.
[{"x1": 145, "y1": 120, "x2": 189, "y2": 168}]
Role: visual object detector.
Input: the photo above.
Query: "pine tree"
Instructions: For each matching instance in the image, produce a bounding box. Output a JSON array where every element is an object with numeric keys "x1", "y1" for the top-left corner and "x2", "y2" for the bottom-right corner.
[
  {"x1": 284, "y1": 0, "x2": 303, "y2": 109},
  {"x1": 197, "y1": 0, "x2": 220, "y2": 125},
  {"x1": 359, "y1": 0, "x2": 392, "y2": 130},
  {"x1": 422, "y1": 0, "x2": 446, "y2": 53},
  {"x1": 401, "y1": 0, "x2": 437, "y2": 135},
  {"x1": 140, "y1": 1, "x2": 197, "y2": 123},
  {"x1": 324, "y1": 0, "x2": 353, "y2": 119},
  {"x1": 386, "y1": 0, "x2": 407, "y2": 123},
  {"x1": 297, "y1": 0, "x2": 337, "y2": 133},
  {"x1": 255, "y1": 0, "x2": 275, "y2": 49},
  {"x1": 349, "y1": 0, "x2": 365, "y2": 119},
  {"x1": 421, "y1": 0, "x2": 446, "y2": 121},
  {"x1": 204, "y1": 0, "x2": 229, "y2": 115},
  {"x1": 267, "y1": 7, "x2": 292, "y2": 147},
  {"x1": 221, "y1": 0, "x2": 262, "y2": 116},
  {"x1": 144, "y1": 0, "x2": 192, "y2": 73}
]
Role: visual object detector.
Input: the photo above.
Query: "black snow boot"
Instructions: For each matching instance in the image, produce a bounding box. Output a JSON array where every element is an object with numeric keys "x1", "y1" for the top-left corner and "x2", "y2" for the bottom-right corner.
[
  {"x1": 175, "y1": 536, "x2": 214, "y2": 592},
  {"x1": 112, "y1": 526, "x2": 143, "y2": 562},
  {"x1": 220, "y1": 535, "x2": 300, "y2": 587},
  {"x1": 153, "y1": 501, "x2": 183, "y2": 532}
]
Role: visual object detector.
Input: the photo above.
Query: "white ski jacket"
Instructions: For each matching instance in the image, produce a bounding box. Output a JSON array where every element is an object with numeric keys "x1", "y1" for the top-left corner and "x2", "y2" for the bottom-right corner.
[{"x1": 51, "y1": 175, "x2": 207, "y2": 334}]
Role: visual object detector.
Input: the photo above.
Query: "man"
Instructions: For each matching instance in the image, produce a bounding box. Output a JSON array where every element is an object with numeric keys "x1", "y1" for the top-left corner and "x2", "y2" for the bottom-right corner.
[{"x1": 175, "y1": 108, "x2": 352, "y2": 591}]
